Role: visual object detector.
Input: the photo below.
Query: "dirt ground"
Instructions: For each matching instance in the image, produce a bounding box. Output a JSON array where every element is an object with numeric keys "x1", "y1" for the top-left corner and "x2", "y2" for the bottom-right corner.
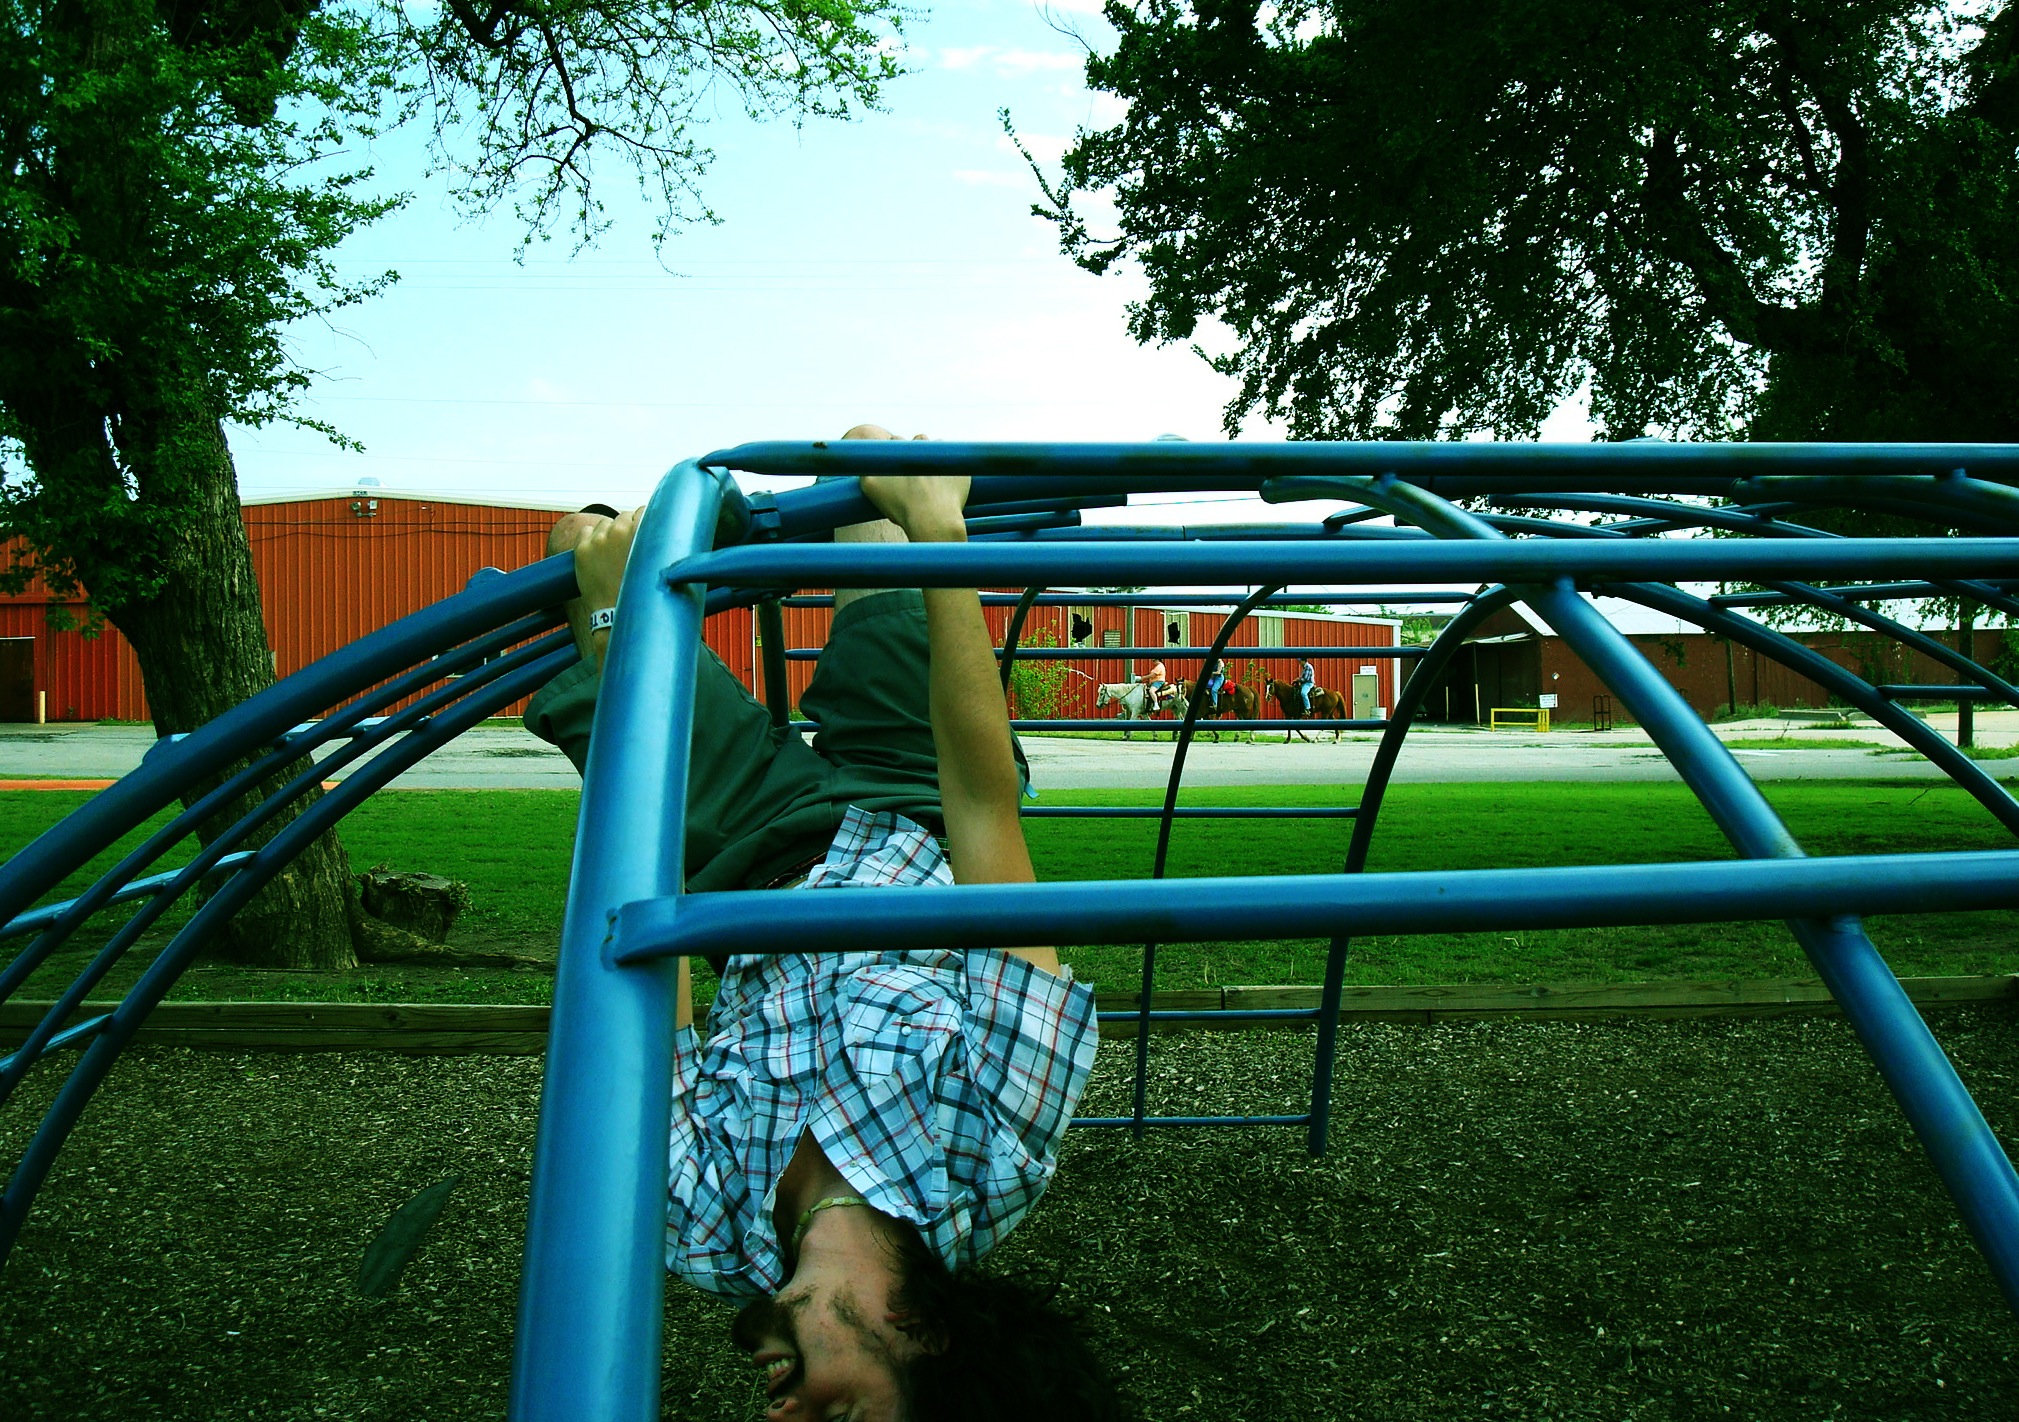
[{"x1": 2, "y1": 1009, "x2": 2016, "y2": 1420}]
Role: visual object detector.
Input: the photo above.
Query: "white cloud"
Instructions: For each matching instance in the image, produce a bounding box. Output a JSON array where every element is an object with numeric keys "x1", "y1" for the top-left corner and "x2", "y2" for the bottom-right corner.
[
  {"x1": 995, "y1": 49, "x2": 1084, "y2": 76},
  {"x1": 937, "y1": 44, "x2": 1083, "y2": 77},
  {"x1": 952, "y1": 168, "x2": 1029, "y2": 188}
]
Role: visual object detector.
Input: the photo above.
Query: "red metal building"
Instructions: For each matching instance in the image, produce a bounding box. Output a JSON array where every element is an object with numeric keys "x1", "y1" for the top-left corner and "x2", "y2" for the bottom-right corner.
[{"x1": 0, "y1": 490, "x2": 1397, "y2": 725}]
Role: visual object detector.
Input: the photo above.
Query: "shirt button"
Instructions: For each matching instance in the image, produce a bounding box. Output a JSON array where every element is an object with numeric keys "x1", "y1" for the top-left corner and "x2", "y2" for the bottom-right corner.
[{"x1": 899, "y1": 1025, "x2": 911, "y2": 1037}]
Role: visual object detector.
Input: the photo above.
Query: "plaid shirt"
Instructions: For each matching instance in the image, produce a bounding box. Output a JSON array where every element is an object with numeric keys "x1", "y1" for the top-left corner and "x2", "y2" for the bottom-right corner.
[{"x1": 665, "y1": 807, "x2": 1100, "y2": 1299}]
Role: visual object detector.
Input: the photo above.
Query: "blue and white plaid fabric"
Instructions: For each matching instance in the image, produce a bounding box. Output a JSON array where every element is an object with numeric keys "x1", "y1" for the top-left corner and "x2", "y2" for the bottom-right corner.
[{"x1": 665, "y1": 806, "x2": 1100, "y2": 1299}]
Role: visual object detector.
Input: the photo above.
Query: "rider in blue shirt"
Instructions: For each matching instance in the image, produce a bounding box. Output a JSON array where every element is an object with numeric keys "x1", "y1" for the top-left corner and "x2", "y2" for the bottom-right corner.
[
  {"x1": 1202, "y1": 656, "x2": 1227, "y2": 712},
  {"x1": 1296, "y1": 659, "x2": 1315, "y2": 714}
]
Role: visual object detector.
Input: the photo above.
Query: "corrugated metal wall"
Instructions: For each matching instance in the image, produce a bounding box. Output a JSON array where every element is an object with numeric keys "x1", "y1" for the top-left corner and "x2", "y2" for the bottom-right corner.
[
  {"x1": 3, "y1": 504, "x2": 1395, "y2": 727},
  {"x1": 762, "y1": 598, "x2": 1398, "y2": 721}
]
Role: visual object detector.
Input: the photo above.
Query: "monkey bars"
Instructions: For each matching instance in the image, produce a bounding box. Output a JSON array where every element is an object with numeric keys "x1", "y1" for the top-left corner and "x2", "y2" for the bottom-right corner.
[{"x1": 2, "y1": 442, "x2": 2017, "y2": 1422}]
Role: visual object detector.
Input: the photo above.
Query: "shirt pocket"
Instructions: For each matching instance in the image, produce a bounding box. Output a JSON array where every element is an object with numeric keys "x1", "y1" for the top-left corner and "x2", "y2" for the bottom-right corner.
[{"x1": 838, "y1": 964, "x2": 961, "y2": 1087}]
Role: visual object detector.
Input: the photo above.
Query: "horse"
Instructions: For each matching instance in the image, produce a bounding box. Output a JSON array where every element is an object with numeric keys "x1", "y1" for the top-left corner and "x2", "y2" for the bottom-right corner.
[
  {"x1": 1176, "y1": 677, "x2": 1257, "y2": 742},
  {"x1": 1264, "y1": 678, "x2": 1349, "y2": 742},
  {"x1": 1094, "y1": 680, "x2": 1188, "y2": 740}
]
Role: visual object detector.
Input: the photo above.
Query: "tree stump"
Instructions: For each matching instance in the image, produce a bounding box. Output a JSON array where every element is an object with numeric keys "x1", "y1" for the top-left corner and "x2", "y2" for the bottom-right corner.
[{"x1": 357, "y1": 864, "x2": 470, "y2": 944}]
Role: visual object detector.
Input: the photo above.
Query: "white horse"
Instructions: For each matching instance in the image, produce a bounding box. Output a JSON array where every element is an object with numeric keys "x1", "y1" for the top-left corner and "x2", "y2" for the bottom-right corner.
[{"x1": 1094, "y1": 680, "x2": 1188, "y2": 739}]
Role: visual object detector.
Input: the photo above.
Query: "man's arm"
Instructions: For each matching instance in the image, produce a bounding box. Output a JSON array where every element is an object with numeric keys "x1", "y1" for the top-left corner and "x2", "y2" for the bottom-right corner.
[{"x1": 858, "y1": 474, "x2": 1062, "y2": 977}]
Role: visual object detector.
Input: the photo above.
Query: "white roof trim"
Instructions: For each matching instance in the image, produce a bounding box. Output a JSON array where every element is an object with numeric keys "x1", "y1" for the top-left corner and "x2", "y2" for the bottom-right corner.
[{"x1": 239, "y1": 487, "x2": 585, "y2": 512}]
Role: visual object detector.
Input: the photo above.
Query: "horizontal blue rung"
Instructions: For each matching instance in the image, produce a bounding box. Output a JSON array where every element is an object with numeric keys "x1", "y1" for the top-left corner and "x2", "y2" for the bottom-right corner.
[
  {"x1": 781, "y1": 645, "x2": 1423, "y2": 660},
  {"x1": 1877, "y1": 685, "x2": 2004, "y2": 700},
  {"x1": 707, "y1": 437, "x2": 2019, "y2": 484},
  {"x1": 672, "y1": 536, "x2": 2019, "y2": 590},
  {"x1": 0, "y1": 1011, "x2": 112, "y2": 1074},
  {"x1": 611, "y1": 849, "x2": 2019, "y2": 964},
  {"x1": 790, "y1": 719, "x2": 1389, "y2": 733},
  {"x1": 1710, "y1": 580, "x2": 2019, "y2": 608},
  {"x1": 1, "y1": 851, "x2": 255, "y2": 942},
  {"x1": 1072, "y1": 1114, "x2": 1311, "y2": 1129},
  {"x1": 1021, "y1": 807, "x2": 1359, "y2": 819},
  {"x1": 782, "y1": 591, "x2": 1483, "y2": 609},
  {"x1": 1094, "y1": 1008, "x2": 1322, "y2": 1022}
]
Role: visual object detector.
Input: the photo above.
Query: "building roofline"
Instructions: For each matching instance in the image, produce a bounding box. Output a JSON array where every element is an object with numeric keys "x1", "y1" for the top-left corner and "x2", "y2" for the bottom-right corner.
[{"x1": 239, "y1": 487, "x2": 585, "y2": 513}]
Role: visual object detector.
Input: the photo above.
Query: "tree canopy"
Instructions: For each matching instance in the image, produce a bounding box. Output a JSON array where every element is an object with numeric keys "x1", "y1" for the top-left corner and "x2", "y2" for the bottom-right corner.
[
  {"x1": 0, "y1": 1, "x2": 905, "y2": 967},
  {"x1": 1037, "y1": 0, "x2": 2019, "y2": 443},
  {"x1": 0, "y1": 0, "x2": 904, "y2": 613}
]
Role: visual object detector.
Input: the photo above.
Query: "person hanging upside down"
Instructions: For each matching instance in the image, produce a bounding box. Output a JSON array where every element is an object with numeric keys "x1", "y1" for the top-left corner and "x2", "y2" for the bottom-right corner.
[{"x1": 524, "y1": 425, "x2": 1122, "y2": 1422}]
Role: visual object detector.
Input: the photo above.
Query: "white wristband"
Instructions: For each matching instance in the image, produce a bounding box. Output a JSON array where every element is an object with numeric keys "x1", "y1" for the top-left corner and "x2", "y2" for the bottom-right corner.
[{"x1": 587, "y1": 607, "x2": 615, "y2": 634}]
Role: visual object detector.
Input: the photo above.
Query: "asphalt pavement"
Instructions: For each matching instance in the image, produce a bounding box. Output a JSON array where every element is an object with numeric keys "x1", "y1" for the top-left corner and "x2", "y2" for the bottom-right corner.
[{"x1": 1, "y1": 713, "x2": 2007, "y2": 791}]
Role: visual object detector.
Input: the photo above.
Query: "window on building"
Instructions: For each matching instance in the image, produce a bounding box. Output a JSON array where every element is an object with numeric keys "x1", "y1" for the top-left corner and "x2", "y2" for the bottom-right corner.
[
  {"x1": 1166, "y1": 611, "x2": 1188, "y2": 645},
  {"x1": 1069, "y1": 605, "x2": 1095, "y2": 646},
  {"x1": 1255, "y1": 614, "x2": 1285, "y2": 648}
]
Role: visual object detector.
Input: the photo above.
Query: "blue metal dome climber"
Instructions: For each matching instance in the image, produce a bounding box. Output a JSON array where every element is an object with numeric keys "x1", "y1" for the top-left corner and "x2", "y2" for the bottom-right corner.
[{"x1": 6, "y1": 440, "x2": 2019, "y2": 1419}]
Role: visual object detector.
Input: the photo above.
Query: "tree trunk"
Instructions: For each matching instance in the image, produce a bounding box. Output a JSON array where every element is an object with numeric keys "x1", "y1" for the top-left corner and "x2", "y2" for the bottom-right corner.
[{"x1": 103, "y1": 418, "x2": 359, "y2": 970}]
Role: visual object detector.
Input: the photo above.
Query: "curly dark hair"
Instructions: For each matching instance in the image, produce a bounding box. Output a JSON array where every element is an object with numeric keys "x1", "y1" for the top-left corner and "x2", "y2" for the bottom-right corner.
[{"x1": 886, "y1": 1224, "x2": 1134, "y2": 1422}]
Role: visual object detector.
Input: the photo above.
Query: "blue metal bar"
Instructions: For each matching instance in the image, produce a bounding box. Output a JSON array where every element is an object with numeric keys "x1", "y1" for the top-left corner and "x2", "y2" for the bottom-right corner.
[
  {"x1": 0, "y1": 852, "x2": 253, "y2": 943},
  {"x1": 997, "y1": 586, "x2": 1044, "y2": 695},
  {"x1": 0, "y1": 555, "x2": 578, "y2": 936},
  {"x1": 782, "y1": 645, "x2": 1425, "y2": 660},
  {"x1": 0, "y1": 631, "x2": 573, "y2": 1103},
  {"x1": 1763, "y1": 581, "x2": 2019, "y2": 709},
  {"x1": 0, "y1": 1013, "x2": 111, "y2": 1075},
  {"x1": 757, "y1": 599, "x2": 791, "y2": 729},
  {"x1": 788, "y1": 718, "x2": 1391, "y2": 733},
  {"x1": 784, "y1": 592, "x2": 1481, "y2": 608},
  {"x1": 1132, "y1": 586, "x2": 1282, "y2": 1137},
  {"x1": 0, "y1": 643, "x2": 575, "y2": 1264},
  {"x1": 704, "y1": 438, "x2": 2019, "y2": 489},
  {"x1": 671, "y1": 538, "x2": 2019, "y2": 590},
  {"x1": 1344, "y1": 588, "x2": 1527, "y2": 880},
  {"x1": 1879, "y1": 685, "x2": 2001, "y2": 700},
  {"x1": 965, "y1": 509, "x2": 1083, "y2": 536},
  {"x1": 511, "y1": 462, "x2": 729, "y2": 1422},
  {"x1": 1486, "y1": 492, "x2": 1835, "y2": 540},
  {"x1": 611, "y1": 851, "x2": 2019, "y2": 961},
  {"x1": 1733, "y1": 472, "x2": 2019, "y2": 528},
  {"x1": 0, "y1": 611, "x2": 569, "y2": 1009},
  {"x1": 1263, "y1": 471, "x2": 2019, "y2": 1310},
  {"x1": 1020, "y1": 807, "x2": 1358, "y2": 819},
  {"x1": 1712, "y1": 579, "x2": 2019, "y2": 609},
  {"x1": 1605, "y1": 584, "x2": 2019, "y2": 839},
  {"x1": 1533, "y1": 589, "x2": 2019, "y2": 1310}
]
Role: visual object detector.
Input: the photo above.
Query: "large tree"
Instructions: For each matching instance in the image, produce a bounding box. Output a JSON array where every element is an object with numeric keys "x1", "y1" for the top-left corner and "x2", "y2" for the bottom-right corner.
[
  {"x1": 0, "y1": 1, "x2": 902, "y2": 966},
  {"x1": 1035, "y1": 1, "x2": 2019, "y2": 443}
]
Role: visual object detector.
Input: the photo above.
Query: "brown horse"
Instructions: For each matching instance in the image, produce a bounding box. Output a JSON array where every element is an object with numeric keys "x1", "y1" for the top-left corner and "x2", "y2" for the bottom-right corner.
[
  {"x1": 1265, "y1": 679, "x2": 1349, "y2": 742},
  {"x1": 1177, "y1": 677, "x2": 1257, "y2": 741}
]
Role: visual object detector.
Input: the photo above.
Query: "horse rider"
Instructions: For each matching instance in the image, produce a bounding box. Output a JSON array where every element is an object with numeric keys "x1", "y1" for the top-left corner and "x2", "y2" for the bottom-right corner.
[
  {"x1": 526, "y1": 425, "x2": 1118, "y2": 1420},
  {"x1": 1201, "y1": 655, "x2": 1227, "y2": 712},
  {"x1": 1142, "y1": 658, "x2": 1169, "y2": 713},
  {"x1": 1297, "y1": 657, "x2": 1317, "y2": 714}
]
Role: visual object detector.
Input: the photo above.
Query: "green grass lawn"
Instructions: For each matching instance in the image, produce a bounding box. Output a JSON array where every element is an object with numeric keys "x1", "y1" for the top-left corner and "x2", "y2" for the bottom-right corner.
[{"x1": 6, "y1": 779, "x2": 2018, "y2": 1004}]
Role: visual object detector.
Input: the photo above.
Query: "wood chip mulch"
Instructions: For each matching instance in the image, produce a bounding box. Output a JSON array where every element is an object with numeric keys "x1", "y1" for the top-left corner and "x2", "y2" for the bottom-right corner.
[{"x1": 3, "y1": 1008, "x2": 2017, "y2": 1419}]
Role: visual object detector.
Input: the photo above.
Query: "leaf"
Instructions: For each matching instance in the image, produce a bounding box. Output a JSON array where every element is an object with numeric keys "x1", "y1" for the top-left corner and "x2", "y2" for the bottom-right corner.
[{"x1": 357, "y1": 1176, "x2": 460, "y2": 1299}]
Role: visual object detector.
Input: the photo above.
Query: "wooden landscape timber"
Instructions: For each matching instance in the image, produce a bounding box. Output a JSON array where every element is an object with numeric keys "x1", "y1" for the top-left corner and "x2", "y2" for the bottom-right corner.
[{"x1": 4, "y1": 975, "x2": 2014, "y2": 1055}]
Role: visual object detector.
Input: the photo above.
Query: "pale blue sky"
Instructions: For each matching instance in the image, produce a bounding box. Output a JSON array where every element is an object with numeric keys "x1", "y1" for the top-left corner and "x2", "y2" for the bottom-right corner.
[{"x1": 236, "y1": 1, "x2": 1588, "y2": 519}]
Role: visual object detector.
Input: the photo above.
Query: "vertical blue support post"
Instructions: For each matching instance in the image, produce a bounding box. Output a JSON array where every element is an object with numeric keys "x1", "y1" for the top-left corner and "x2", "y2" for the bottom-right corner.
[
  {"x1": 758, "y1": 598, "x2": 791, "y2": 729},
  {"x1": 1306, "y1": 586, "x2": 1524, "y2": 1156},
  {"x1": 510, "y1": 462, "x2": 728, "y2": 1422}
]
